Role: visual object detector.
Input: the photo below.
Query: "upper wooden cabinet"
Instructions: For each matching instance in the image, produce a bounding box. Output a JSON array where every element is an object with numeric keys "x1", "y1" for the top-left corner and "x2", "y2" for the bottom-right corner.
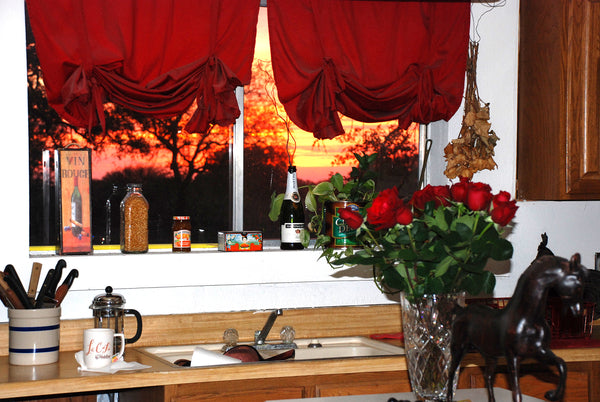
[{"x1": 517, "y1": 0, "x2": 600, "y2": 200}]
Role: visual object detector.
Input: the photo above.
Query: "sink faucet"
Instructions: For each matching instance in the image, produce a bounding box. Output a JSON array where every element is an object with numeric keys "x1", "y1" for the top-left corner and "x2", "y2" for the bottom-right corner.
[{"x1": 255, "y1": 309, "x2": 283, "y2": 345}]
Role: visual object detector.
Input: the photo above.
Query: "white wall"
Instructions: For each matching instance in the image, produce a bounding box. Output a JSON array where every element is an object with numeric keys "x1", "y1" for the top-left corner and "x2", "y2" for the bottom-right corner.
[{"x1": 1, "y1": 1, "x2": 598, "y2": 323}]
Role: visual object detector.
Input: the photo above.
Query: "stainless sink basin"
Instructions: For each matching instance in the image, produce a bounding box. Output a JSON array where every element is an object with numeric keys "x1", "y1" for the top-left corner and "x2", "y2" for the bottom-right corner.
[{"x1": 139, "y1": 336, "x2": 404, "y2": 368}]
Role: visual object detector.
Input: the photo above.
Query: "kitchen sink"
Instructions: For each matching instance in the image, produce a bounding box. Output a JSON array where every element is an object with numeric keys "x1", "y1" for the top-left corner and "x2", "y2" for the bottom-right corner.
[{"x1": 138, "y1": 336, "x2": 404, "y2": 368}]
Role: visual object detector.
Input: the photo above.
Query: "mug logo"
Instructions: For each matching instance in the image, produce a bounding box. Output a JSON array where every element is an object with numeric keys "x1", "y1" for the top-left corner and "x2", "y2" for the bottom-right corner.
[{"x1": 85, "y1": 339, "x2": 111, "y2": 358}]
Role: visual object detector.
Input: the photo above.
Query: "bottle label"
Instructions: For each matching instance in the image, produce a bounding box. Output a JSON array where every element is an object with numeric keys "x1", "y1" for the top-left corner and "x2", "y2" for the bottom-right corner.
[
  {"x1": 284, "y1": 170, "x2": 301, "y2": 203},
  {"x1": 173, "y1": 230, "x2": 191, "y2": 248},
  {"x1": 281, "y1": 223, "x2": 304, "y2": 243}
]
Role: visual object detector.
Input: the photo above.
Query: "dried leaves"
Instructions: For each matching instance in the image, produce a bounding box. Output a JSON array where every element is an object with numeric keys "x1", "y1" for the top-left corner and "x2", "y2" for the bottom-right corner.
[{"x1": 444, "y1": 41, "x2": 498, "y2": 180}]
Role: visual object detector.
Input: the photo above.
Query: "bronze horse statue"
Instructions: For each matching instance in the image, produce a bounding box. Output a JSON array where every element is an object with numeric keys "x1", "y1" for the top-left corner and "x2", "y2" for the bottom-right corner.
[{"x1": 447, "y1": 253, "x2": 587, "y2": 402}]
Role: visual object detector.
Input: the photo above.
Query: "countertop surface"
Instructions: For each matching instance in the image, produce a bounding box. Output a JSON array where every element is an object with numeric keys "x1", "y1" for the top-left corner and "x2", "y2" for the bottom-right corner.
[
  {"x1": 1, "y1": 344, "x2": 600, "y2": 399},
  {"x1": 0, "y1": 348, "x2": 411, "y2": 399}
]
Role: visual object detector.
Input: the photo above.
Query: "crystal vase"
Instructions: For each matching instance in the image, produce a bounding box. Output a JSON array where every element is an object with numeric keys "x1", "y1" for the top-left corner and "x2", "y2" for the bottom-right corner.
[{"x1": 400, "y1": 292, "x2": 465, "y2": 402}]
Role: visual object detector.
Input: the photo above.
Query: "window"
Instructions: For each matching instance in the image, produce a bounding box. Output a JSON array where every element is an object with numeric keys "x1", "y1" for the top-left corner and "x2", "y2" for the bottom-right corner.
[{"x1": 27, "y1": 6, "x2": 420, "y2": 249}]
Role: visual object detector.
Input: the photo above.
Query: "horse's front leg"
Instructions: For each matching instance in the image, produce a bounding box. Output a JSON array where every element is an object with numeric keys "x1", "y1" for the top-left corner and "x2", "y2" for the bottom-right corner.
[
  {"x1": 447, "y1": 342, "x2": 468, "y2": 402},
  {"x1": 484, "y1": 357, "x2": 498, "y2": 402},
  {"x1": 536, "y1": 348, "x2": 567, "y2": 401},
  {"x1": 506, "y1": 353, "x2": 523, "y2": 402}
]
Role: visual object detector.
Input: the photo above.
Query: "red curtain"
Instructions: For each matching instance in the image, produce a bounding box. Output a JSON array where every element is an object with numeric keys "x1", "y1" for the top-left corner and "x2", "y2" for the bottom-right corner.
[
  {"x1": 267, "y1": 0, "x2": 471, "y2": 139},
  {"x1": 26, "y1": 0, "x2": 260, "y2": 134}
]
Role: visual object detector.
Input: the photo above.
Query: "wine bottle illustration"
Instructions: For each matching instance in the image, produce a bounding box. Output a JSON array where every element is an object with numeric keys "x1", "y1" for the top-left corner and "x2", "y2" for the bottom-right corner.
[{"x1": 71, "y1": 175, "x2": 83, "y2": 238}]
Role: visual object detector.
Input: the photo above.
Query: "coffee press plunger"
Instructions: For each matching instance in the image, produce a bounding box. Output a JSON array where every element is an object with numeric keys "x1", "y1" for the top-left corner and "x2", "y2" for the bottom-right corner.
[{"x1": 90, "y1": 286, "x2": 143, "y2": 351}]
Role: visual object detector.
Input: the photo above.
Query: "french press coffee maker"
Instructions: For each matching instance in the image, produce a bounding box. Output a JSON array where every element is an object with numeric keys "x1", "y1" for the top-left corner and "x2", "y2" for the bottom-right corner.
[{"x1": 90, "y1": 286, "x2": 143, "y2": 351}]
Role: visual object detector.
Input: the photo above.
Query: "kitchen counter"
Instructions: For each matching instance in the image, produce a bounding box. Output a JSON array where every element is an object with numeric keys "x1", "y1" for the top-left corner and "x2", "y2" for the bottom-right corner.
[
  {"x1": 1, "y1": 341, "x2": 599, "y2": 399},
  {"x1": 0, "y1": 348, "x2": 413, "y2": 399},
  {"x1": 0, "y1": 305, "x2": 599, "y2": 400}
]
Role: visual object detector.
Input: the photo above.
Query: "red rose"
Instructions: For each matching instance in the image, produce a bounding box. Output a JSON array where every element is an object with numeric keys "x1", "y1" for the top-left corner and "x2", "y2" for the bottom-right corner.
[
  {"x1": 338, "y1": 207, "x2": 364, "y2": 230},
  {"x1": 409, "y1": 186, "x2": 430, "y2": 210},
  {"x1": 493, "y1": 191, "x2": 512, "y2": 208},
  {"x1": 491, "y1": 199, "x2": 518, "y2": 226},
  {"x1": 395, "y1": 201, "x2": 413, "y2": 225},
  {"x1": 410, "y1": 185, "x2": 451, "y2": 210},
  {"x1": 466, "y1": 182, "x2": 493, "y2": 211},
  {"x1": 367, "y1": 187, "x2": 403, "y2": 230},
  {"x1": 430, "y1": 185, "x2": 451, "y2": 207},
  {"x1": 450, "y1": 177, "x2": 470, "y2": 203}
]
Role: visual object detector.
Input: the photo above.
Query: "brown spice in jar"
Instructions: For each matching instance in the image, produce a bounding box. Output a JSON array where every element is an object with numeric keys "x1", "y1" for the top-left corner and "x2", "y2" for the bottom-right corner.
[{"x1": 120, "y1": 185, "x2": 149, "y2": 253}]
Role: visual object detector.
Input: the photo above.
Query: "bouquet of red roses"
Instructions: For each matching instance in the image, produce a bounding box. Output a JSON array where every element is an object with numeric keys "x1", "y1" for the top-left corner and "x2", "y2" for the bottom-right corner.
[{"x1": 321, "y1": 177, "x2": 518, "y2": 301}]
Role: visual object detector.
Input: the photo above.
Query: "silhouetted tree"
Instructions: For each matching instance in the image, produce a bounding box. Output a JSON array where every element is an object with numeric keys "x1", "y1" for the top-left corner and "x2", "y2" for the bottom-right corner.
[{"x1": 330, "y1": 123, "x2": 420, "y2": 197}]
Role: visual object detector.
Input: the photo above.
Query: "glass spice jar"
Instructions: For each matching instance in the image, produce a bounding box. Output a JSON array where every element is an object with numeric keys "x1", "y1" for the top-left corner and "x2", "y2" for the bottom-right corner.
[
  {"x1": 172, "y1": 216, "x2": 191, "y2": 252},
  {"x1": 120, "y1": 184, "x2": 149, "y2": 253}
]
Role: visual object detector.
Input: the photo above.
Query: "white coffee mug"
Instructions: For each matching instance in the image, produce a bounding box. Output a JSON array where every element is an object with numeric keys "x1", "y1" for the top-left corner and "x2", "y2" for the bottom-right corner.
[{"x1": 83, "y1": 328, "x2": 125, "y2": 369}]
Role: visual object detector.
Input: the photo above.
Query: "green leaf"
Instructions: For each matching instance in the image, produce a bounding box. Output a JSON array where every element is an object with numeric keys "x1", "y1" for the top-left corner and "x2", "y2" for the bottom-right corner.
[
  {"x1": 426, "y1": 277, "x2": 445, "y2": 294},
  {"x1": 300, "y1": 229, "x2": 311, "y2": 248},
  {"x1": 312, "y1": 182, "x2": 335, "y2": 197},
  {"x1": 382, "y1": 265, "x2": 406, "y2": 290},
  {"x1": 454, "y1": 214, "x2": 476, "y2": 231},
  {"x1": 268, "y1": 193, "x2": 284, "y2": 221},
  {"x1": 491, "y1": 238, "x2": 514, "y2": 261},
  {"x1": 305, "y1": 190, "x2": 318, "y2": 213},
  {"x1": 315, "y1": 235, "x2": 331, "y2": 248},
  {"x1": 330, "y1": 173, "x2": 345, "y2": 192},
  {"x1": 481, "y1": 271, "x2": 496, "y2": 294},
  {"x1": 423, "y1": 208, "x2": 448, "y2": 232},
  {"x1": 454, "y1": 222, "x2": 473, "y2": 241},
  {"x1": 471, "y1": 237, "x2": 490, "y2": 255},
  {"x1": 394, "y1": 262, "x2": 408, "y2": 279},
  {"x1": 434, "y1": 255, "x2": 454, "y2": 277}
]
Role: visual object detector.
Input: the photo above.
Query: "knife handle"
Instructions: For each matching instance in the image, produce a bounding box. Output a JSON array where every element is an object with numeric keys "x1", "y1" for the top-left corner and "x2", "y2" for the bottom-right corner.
[
  {"x1": 28, "y1": 262, "x2": 43, "y2": 299},
  {"x1": 48, "y1": 259, "x2": 66, "y2": 299},
  {"x1": 0, "y1": 275, "x2": 24, "y2": 309},
  {"x1": 55, "y1": 269, "x2": 78, "y2": 306},
  {"x1": 4, "y1": 266, "x2": 33, "y2": 309},
  {"x1": 35, "y1": 269, "x2": 55, "y2": 308}
]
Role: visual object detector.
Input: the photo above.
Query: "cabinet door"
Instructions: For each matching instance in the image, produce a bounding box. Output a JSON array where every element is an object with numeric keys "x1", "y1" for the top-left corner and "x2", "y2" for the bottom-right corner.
[
  {"x1": 460, "y1": 365, "x2": 590, "y2": 402},
  {"x1": 316, "y1": 371, "x2": 412, "y2": 397},
  {"x1": 164, "y1": 380, "x2": 306, "y2": 402},
  {"x1": 517, "y1": 0, "x2": 600, "y2": 199},
  {"x1": 168, "y1": 387, "x2": 304, "y2": 402}
]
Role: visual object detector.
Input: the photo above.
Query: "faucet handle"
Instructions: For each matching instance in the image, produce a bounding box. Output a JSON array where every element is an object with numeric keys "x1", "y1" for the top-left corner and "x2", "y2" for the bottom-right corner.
[
  {"x1": 280, "y1": 325, "x2": 296, "y2": 344},
  {"x1": 221, "y1": 328, "x2": 239, "y2": 352}
]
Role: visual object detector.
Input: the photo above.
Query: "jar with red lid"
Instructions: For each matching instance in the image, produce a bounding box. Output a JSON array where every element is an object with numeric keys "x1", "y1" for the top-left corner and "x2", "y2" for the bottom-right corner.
[{"x1": 172, "y1": 216, "x2": 191, "y2": 252}]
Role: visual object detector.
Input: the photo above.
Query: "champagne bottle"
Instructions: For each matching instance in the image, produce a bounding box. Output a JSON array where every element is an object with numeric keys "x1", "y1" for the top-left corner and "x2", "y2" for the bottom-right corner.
[
  {"x1": 70, "y1": 175, "x2": 83, "y2": 237},
  {"x1": 280, "y1": 166, "x2": 305, "y2": 250}
]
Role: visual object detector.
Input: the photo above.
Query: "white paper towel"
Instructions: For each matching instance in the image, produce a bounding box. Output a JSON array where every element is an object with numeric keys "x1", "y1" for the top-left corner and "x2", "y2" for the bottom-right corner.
[
  {"x1": 191, "y1": 346, "x2": 242, "y2": 367},
  {"x1": 75, "y1": 351, "x2": 151, "y2": 374}
]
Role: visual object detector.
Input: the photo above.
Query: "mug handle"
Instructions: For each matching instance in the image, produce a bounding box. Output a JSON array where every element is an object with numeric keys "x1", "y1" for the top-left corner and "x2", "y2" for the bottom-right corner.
[
  {"x1": 113, "y1": 333, "x2": 125, "y2": 360},
  {"x1": 124, "y1": 308, "x2": 143, "y2": 344}
]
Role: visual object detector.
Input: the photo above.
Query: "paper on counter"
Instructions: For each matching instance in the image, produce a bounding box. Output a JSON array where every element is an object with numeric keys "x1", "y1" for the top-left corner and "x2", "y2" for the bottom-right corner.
[
  {"x1": 75, "y1": 351, "x2": 151, "y2": 374},
  {"x1": 191, "y1": 346, "x2": 241, "y2": 367}
]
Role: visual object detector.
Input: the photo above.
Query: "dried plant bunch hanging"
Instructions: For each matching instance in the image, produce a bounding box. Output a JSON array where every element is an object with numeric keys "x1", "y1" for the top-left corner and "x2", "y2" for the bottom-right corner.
[{"x1": 444, "y1": 41, "x2": 499, "y2": 180}]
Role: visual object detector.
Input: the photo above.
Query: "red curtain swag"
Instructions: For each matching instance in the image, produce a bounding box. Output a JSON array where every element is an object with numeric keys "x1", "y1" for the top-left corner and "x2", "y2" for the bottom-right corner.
[
  {"x1": 26, "y1": 0, "x2": 260, "y2": 134},
  {"x1": 267, "y1": 0, "x2": 471, "y2": 139}
]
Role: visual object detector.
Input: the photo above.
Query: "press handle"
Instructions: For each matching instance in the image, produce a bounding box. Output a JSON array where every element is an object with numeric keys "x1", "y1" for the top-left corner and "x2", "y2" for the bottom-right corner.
[{"x1": 124, "y1": 308, "x2": 143, "y2": 344}]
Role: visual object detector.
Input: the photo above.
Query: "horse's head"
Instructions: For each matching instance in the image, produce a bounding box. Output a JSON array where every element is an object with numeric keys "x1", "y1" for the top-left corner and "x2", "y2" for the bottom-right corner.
[{"x1": 554, "y1": 253, "x2": 587, "y2": 315}]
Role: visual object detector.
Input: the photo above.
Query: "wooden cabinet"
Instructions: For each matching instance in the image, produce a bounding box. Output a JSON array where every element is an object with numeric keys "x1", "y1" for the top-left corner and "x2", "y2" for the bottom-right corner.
[
  {"x1": 160, "y1": 371, "x2": 412, "y2": 401},
  {"x1": 459, "y1": 362, "x2": 600, "y2": 402},
  {"x1": 152, "y1": 362, "x2": 599, "y2": 401},
  {"x1": 517, "y1": 0, "x2": 600, "y2": 200}
]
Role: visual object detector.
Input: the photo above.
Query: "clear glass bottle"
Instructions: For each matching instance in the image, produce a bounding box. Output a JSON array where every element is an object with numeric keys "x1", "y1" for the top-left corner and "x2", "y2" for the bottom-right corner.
[
  {"x1": 103, "y1": 184, "x2": 121, "y2": 245},
  {"x1": 120, "y1": 184, "x2": 149, "y2": 253}
]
